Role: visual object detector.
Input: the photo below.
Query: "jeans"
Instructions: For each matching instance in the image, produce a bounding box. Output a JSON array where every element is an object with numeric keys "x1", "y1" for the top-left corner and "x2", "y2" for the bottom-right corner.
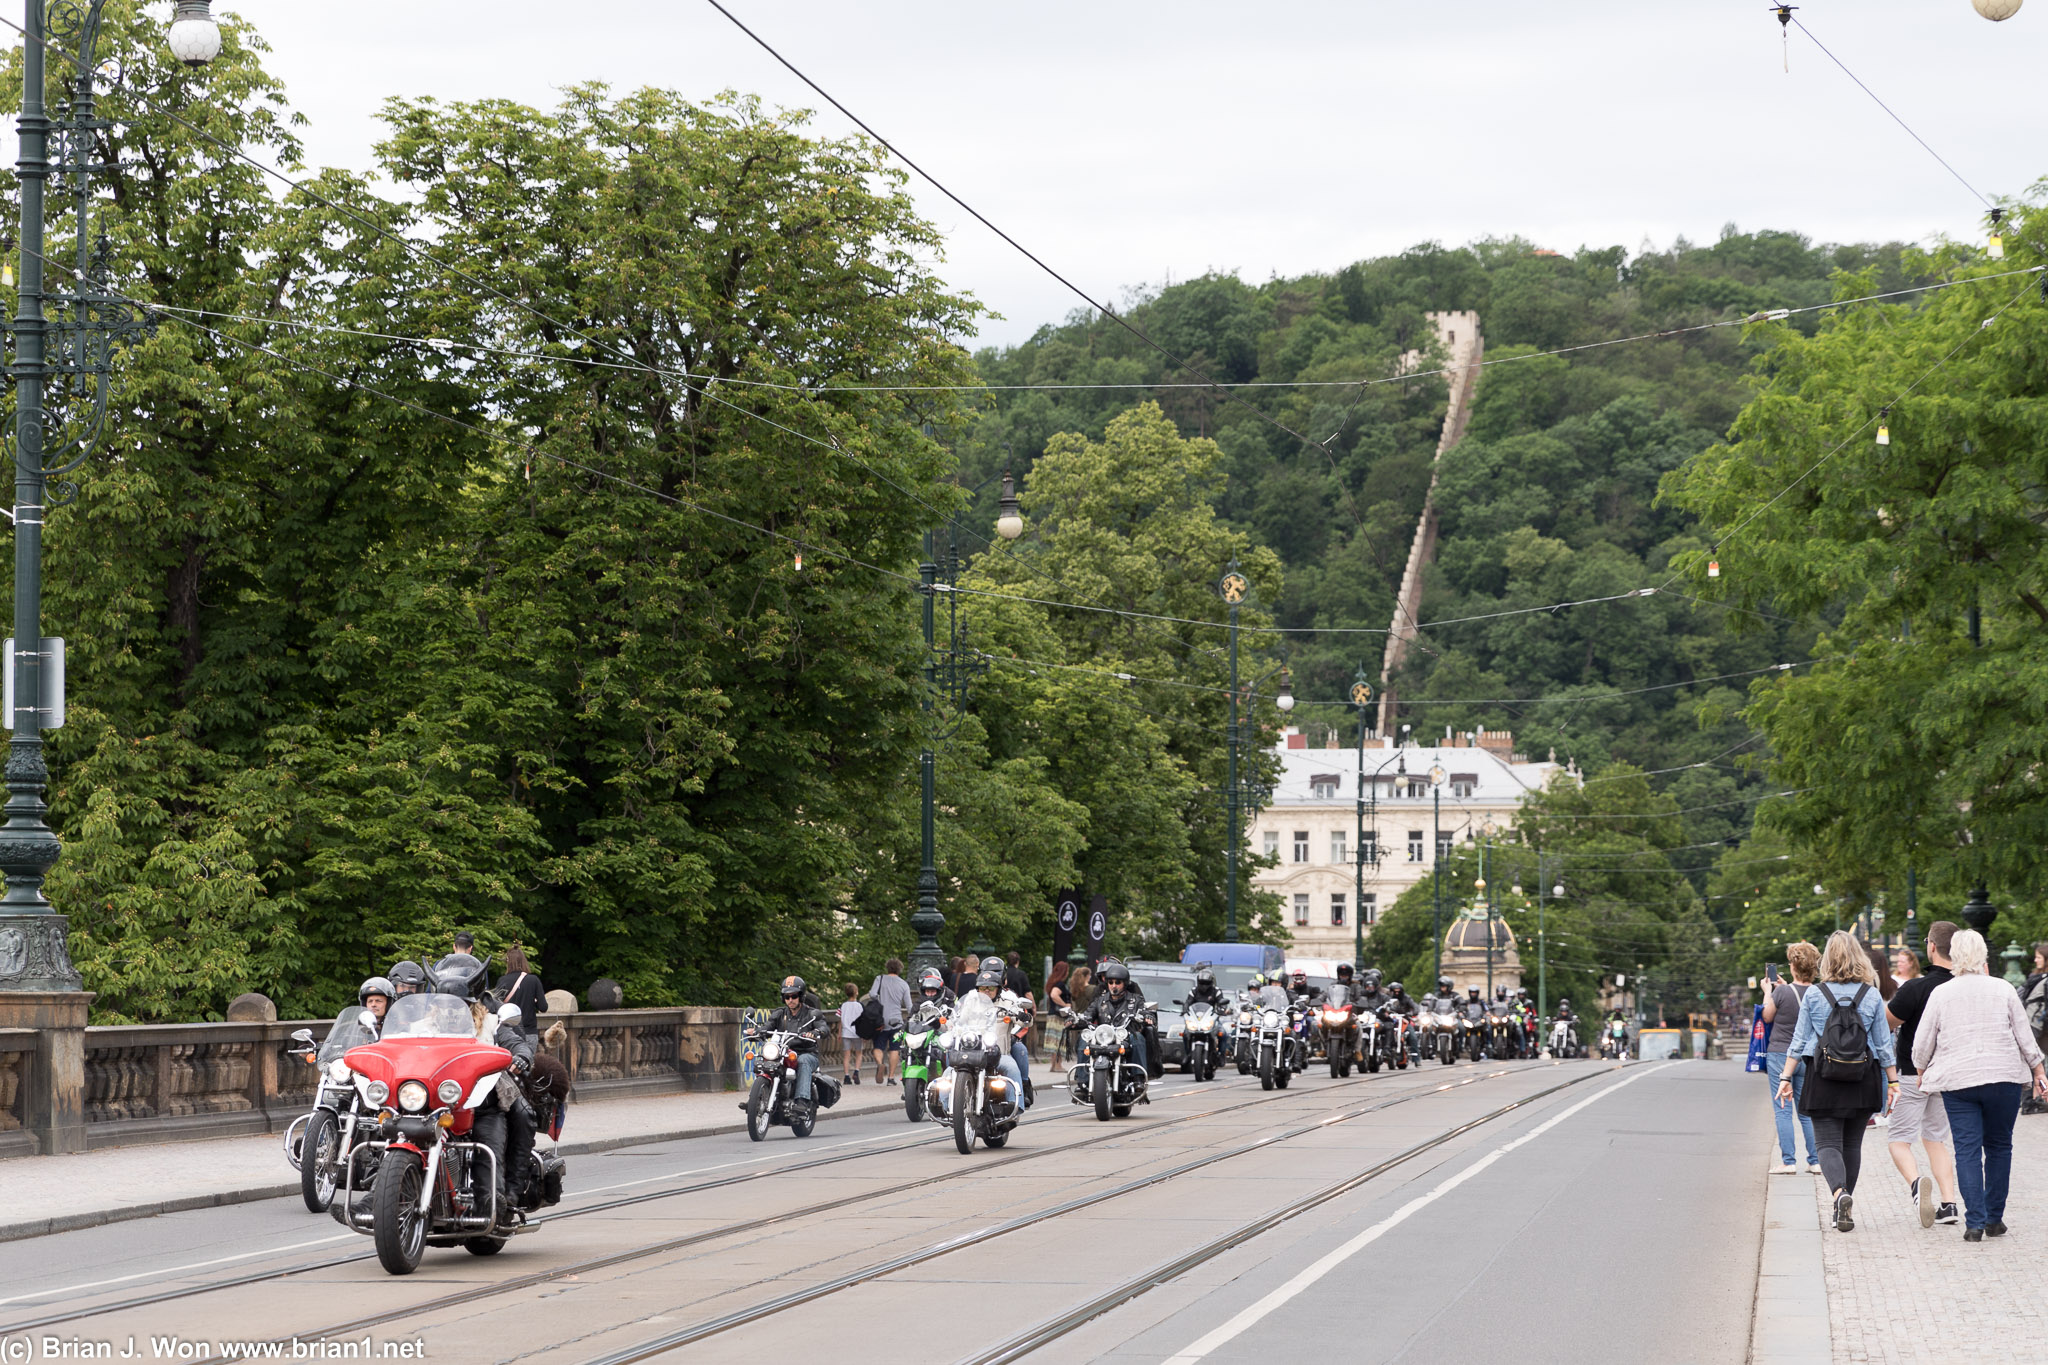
[
  {"x1": 1811, "y1": 1113, "x2": 1876, "y2": 1195},
  {"x1": 1010, "y1": 1039, "x2": 1032, "y2": 1102},
  {"x1": 1942, "y1": 1081, "x2": 2023, "y2": 1230},
  {"x1": 792, "y1": 1050, "x2": 818, "y2": 1102},
  {"x1": 1765, "y1": 1052, "x2": 1817, "y2": 1165}
]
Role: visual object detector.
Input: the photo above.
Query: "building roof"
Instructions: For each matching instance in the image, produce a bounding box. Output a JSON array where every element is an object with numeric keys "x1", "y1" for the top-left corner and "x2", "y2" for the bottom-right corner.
[
  {"x1": 1445, "y1": 913, "x2": 1518, "y2": 953},
  {"x1": 1261, "y1": 734, "x2": 1561, "y2": 809}
]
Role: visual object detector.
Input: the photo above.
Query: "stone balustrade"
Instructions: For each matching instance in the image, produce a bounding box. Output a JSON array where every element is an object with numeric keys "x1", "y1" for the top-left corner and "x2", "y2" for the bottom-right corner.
[{"x1": 0, "y1": 1004, "x2": 762, "y2": 1156}]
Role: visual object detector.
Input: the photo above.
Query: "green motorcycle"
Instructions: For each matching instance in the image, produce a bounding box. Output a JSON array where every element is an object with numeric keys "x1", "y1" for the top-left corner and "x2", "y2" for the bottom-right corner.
[{"x1": 896, "y1": 999, "x2": 949, "y2": 1122}]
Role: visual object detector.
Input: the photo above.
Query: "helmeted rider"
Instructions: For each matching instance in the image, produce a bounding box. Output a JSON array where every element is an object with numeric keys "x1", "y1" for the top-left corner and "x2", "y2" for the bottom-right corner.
[
  {"x1": 358, "y1": 976, "x2": 394, "y2": 1033},
  {"x1": 974, "y1": 956, "x2": 1035, "y2": 1107},
  {"x1": 915, "y1": 965, "x2": 956, "y2": 1009},
  {"x1": 1354, "y1": 968, "x2": 1390, "y2": 1013},
  {"x1": 430, "y1": 954, "x2": 536, "y2": 1216},
  {"x1": 1555, "y1": 997, "x2": 1577, "y2": 1022},
  {"x1": 1462, "y1": 984, "x2": 1487, "y2": 1020},
  {"x1": 1085, "y1": 961, "x2": 1151, "y2": 1076},
  {"x1": 1286, "y1": 968, "x2": 1322, "y2": 1006},
  {"x1": 764, "y1": 976, "x2": 829, "y2": 1118},
  {"x1": 1383, "y1": 980, "x2": 1418, "y2": 1018},
  {"x1": 1188, "y1": 966, "x2": 1224, "y2": 1008},
  {"x1": 387, "y1": 960, "x2": 428, "y2": 998}
]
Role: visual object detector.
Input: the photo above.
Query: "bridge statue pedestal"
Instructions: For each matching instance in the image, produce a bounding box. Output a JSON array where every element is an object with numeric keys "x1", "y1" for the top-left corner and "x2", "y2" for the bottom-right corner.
[{"x1": 0, "y1": 990, "x2": 91, "y2": 1154}]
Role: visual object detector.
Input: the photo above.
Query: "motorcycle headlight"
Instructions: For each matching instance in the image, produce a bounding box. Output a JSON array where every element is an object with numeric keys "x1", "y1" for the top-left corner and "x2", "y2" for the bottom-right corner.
[
  {"x1": 326, "y1": 1059, "x2": 350, "y2": 1084},
  {"x1": 438, "y1": 1079, "x2": 464, "y2": 1106},
  {"x1": 764, "y1": 1039, "x2": 785, "y2": 1062},
  {"x1": 1322, "y1": 1010, "x2": 1346, "y2": 1026},
  {"x1": 362, "y1": 1079, "x2": 388, "y2": 1106},
  {"x1": 397, "y1": 1081, "x2": 429, "y2": 1113},
  {"x1": 1262, "y1": 1009, "x2": 1282, "y2": 1027}
]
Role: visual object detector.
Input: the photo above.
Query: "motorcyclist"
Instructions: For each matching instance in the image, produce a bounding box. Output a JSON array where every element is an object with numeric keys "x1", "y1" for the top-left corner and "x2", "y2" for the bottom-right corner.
[
  {"x1": 357, "y1": 976, "x2": 394, "y2": 1034},
  {"x1": 915, "y1": 965, "x2": 957, "y2": 1009},
  {"x1": 1187, "y1": 966, "x2": 1225, "y2": 1008},
  {"x1": 1285, "y1": 968, "x2": 1322, "y2": 1007},
  {"x1": 432, "y1": 953, "x2": 535, "y2": 1217},
  {"x1": 1084, "y1": 961, "x2": 1151, "y2": 1076},
  {"x1": 1383, "y1": 981, "x2": 1418, "y2": 1018},
  {"x1": 764, "y1": 976, "x2": 829, "y2": 1118},
  {"x1": 1354, "y1": 968, "x2": 1390, "y2": 1014},
  {"x1": 387, "y1": 960, "x2": 428, "y2": 998},
  {"x1": 975, "y1": 956, "x2": 1036, "y2": 1107}
]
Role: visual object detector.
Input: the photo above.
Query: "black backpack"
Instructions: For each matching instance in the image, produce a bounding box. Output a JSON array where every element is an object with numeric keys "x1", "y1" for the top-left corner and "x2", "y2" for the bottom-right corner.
[
  {"x1": 1816, "y1": 984, "x2": 1872, "y2": 1082},
  {"x1": 853, "y1": 994, "x2": 884, "y2": 1040}
]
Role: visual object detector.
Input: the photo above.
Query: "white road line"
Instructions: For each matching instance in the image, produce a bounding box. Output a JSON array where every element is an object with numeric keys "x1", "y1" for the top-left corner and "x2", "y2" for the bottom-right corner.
[
  {"x1": 0, "y1": 1233, "x2": 357, "y2": 1307},
  {"x1": 1161, "y1": 1062, "x2": 1678, "y2": 1365}
]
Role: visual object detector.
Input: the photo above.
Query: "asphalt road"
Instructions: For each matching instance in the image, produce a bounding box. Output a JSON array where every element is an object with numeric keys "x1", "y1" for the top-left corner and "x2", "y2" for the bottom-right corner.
[{"x1": 0, "y1": 1057, "x2": 1768, "y2": 1365}]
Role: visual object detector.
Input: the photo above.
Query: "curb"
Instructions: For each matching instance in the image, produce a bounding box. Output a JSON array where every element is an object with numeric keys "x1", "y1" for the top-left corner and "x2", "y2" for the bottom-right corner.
[
  {"x1": 0, "y1": 1091, "x2": 909, "y2": 1246},
  {"x1": 1749, "y1": 1172, "x2": 1831, "y2": 1363}
]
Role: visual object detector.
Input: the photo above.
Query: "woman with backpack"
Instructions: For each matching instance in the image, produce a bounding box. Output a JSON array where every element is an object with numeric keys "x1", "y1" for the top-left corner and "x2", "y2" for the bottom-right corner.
[
  {"x1": 1912, "y1": 929, "x2": 2048, "y2": 1241},
  {"x1": 1776, "y1": 931, "x2": 1899, "y2": 1233}
]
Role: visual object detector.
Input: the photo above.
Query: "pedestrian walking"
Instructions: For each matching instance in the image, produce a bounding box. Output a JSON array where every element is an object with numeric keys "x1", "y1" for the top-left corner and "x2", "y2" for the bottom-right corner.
[
  {"x1": 1777, "y1": 931, "x2": 1899, "y2": 1233},
  {"x1": 2022, "y1": 943, "x2": 2048, "y2": 1116},
  {"x1": 1046, "y1": 962, "x2": 1073, "y2": 1074},
  {"x1": 839, "y1": 984, "x2": 866, "y2": 1085},
  {"x1": 867, "y1": 958, "x2": 913, "y2": 1086},
  {"x1": 1912, "y1": 929, "x2": 2048, "y2": 1241},
  {"x1": 1762, "y1": 941, "x2": 1821, "y2": 1175},
  {"x1": 1883, "y1": 920, "x2": 1961, "y2": 1229},
  {"x1": 495, "y1": 945, "x2": 546, "y2": 1031}
]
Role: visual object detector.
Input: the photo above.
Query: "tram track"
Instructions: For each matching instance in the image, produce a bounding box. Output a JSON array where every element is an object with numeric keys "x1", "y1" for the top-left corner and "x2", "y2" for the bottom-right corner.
[
  {"x1": 550, "y1": 1062, "x2": 1608, "y2": 1364},
  {"x1": 4, "y1": 1058, "x2": 1499, "y2": 1337}
]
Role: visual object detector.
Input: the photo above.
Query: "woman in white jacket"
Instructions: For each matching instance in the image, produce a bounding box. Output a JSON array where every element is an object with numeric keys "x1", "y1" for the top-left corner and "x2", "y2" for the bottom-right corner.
[{"x1": 1913, "y1": 930, "x2": 2048, "y2": 1241}]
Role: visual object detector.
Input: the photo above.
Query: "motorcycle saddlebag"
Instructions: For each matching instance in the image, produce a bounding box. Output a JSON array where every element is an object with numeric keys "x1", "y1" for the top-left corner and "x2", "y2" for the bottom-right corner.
[{"x1": 813, "y1": 1073, "x2": 843, "y2": 1109}]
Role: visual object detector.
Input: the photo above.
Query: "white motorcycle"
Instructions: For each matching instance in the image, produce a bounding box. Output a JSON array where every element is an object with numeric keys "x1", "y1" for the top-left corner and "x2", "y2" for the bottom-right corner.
[{"x1": 929, "y1": 994, "x2": 1027, "y2": 1151}]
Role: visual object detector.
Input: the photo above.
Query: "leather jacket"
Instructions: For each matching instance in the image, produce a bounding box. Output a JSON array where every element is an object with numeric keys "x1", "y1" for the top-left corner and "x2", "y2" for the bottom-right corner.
[
  {"x1": 765, "y1": 1002, "x2": 828, "y2": 1049},
  {"x1": 1086, "y1": 988, "x2": 1148, "y2": 1029}
]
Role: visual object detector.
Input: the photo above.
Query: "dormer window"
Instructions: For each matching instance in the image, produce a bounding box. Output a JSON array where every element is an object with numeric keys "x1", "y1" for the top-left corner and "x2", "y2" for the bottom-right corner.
[{"x1": 1309, "y1": 774, "x2": 1340, "y2": 800}]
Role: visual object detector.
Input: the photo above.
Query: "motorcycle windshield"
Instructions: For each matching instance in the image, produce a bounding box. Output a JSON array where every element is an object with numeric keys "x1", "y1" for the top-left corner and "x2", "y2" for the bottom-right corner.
[
  {"x1": 381, "y1": 992, "x2": 478, "y2": 1038},
  {"x1": 318, "y1": 1007, "x2": 380, "y2": 1062},
  {"x1": 1256, "y1": 985, "x2": 1290, "y2": 1009},
  {"x1": 1325, "y1": 984, "x2": 1353, "y2": 1008}
]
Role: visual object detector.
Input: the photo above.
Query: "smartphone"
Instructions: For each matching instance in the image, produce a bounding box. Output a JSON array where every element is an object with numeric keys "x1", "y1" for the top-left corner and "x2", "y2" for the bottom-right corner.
[{"x1": 1766, "y1": 963, "x2": 1782, "y2": 985}]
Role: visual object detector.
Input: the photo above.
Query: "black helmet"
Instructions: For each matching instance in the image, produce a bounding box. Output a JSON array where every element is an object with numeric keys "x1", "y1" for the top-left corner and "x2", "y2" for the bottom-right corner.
[
  {"x1": 1195, "y1": 967, "x2": 1216, "y2": 987},
  {"x1": 780, "y1": 975, "x2": 807, "y2": 1001},
  {"x1": 1100, "y1": 962, "x2": 1130, "y2": 986},
  {"x1": 358, "y1": 976, "x2": 395, "y2": 1007},
  {"x1": 388, "y1": 961, "x2": 428, "y2": 996},
  {"x1": 1495, "y1": 986, "x2": 1508, "y2": 1000},
  {"x1": 976, "y1": 958, "x2": 1007, "y2": 991},
  {"x1": 1437, "y1": 976, "x2": 1453, "y2": 993},
  {"x1": 1388, "y1": 981, "x2": 1406, "y2": 997},
  {"x1": 918, "y1": 966, "x2": 946, "y2": 995},
  {"x1": 1335, "y1": 963, "x2": 1354, "y2": 980},
  {"x1": 431, "y1": 953, "x2": 486, "y2": 1000},
  {"x1": 1362, "y1": 968, "x2": 1383, "y2": 989}
]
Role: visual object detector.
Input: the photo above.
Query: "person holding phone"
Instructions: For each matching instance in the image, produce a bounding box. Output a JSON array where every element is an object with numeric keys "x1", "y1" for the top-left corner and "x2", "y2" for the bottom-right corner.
[{"x1": 1763, "y1": 943, "x2": 1821, "y2": 1174}]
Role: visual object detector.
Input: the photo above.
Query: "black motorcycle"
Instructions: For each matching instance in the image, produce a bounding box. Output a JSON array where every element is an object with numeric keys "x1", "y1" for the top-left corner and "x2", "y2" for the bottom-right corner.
[{"x1": 1069, "y1": 1006, "x2": 1154, "y2": 1119}]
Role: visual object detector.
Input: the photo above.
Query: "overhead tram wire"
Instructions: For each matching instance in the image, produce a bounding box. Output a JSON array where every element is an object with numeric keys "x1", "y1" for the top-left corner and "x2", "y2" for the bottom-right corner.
[
  {"x1": 1789, "y1": 14, "x2": 1993, "y2": 210},
  {"x1": 698, "y1": 0, "x2": 1430, "y2": 647}
]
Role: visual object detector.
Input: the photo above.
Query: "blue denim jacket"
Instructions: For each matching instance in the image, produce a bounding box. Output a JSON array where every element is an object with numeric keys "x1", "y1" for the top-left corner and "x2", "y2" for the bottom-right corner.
[{"x1": 1786, "y1": 980, "x2": 1896, "y2": 1067}]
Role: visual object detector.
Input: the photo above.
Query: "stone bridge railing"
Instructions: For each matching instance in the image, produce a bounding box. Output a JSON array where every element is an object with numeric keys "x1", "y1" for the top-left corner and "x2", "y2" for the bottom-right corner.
[{"x1": 5, "y1": 1006, "x2": 769, "y2": 1157}]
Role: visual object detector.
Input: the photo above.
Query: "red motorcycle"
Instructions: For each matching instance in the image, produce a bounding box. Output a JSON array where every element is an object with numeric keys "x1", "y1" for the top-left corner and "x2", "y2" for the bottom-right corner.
[{"x1": 337, "y1": 993, "x2": 552, "y2": 1274}]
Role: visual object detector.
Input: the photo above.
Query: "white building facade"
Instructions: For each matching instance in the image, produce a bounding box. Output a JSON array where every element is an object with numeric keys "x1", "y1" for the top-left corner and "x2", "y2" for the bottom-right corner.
[{"x1": 1248, "y1": 727, "x2": 1562, "y2": 964}]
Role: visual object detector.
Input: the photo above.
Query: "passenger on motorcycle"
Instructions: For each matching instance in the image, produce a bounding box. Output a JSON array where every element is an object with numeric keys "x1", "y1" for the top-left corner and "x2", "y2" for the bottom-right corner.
[
  {"x1": 1086, "y1": 963, "x2": 1150, "y2": 1076},
  {"x1": 765, "y1": 976, "x2": 829, "y2": 1115},
  {"x1": 358, "y1": 976, "x2": 394, "y2": 1033}
]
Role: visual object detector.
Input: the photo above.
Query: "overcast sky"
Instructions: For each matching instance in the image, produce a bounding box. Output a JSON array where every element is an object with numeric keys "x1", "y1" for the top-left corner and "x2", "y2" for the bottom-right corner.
[{"x1": 222, "y1": 0, "x2": 2036, "y2": 348}]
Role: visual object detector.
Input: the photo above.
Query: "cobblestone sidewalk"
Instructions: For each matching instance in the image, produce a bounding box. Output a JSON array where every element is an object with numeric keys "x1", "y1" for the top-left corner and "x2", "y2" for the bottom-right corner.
[{"x1": 1820, "y1": 1111, "x2": 2048, "y2": 1363}]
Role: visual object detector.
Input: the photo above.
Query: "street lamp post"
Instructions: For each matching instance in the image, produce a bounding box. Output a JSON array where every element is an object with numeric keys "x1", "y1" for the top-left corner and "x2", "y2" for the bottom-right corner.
[
  {"x1": 1220, "y1": 565, "x2": 1288, "y2": 944},
  {"x1": 1429, "y1": 761, "x2": 1446, "y2": 990},
  {"x1": 907, "y1": 470, "x2": 1022, "y2": 978},
  {"x1": 1349, "y1": 668, "x2": 1375, "y2": 973},
  {"x1": 0, "y1": 1, "x2": 219, "y2": 995}
]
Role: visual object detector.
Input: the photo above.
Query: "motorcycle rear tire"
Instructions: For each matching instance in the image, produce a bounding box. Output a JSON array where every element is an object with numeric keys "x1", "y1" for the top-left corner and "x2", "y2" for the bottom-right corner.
[
  {"x1": 745, "y1": 1078, "x2": 772, "y2": 1142},
  {"x1": 371, "y1": 1150, "x2": 427, "y2": 1276},
  {"x1": 1366, "y1": 1052, "x2": 1381, "y2": 1073},
  {"x1": 1094, "y1": 1073, "x2": 1114, "y2": 1121},
  {"x1": 791, "y1": 1099, "x2": 816, "y2": 1138},
  {"x1": 463, "y1": 1236, "x2": 507, "y2": 1256},
  {"x1": 300, "y1": 1110, "x2": 340, "y2": 1213},
  {"x1": 1258, "y1": 1045, "x2": 1276, "y2": 1091},
  {"x1": 902, "y1": 1076, "x2": 925, "y2": 1123},
  {"x1": 954, "y1": 1072, "x2": 977, "y2": 1153}
]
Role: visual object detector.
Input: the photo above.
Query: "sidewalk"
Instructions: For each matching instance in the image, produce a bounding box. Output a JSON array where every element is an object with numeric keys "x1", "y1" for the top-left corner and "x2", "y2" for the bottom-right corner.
[{"x1": 0, "y1": 1073, "x2": 910, "y2": 1243}]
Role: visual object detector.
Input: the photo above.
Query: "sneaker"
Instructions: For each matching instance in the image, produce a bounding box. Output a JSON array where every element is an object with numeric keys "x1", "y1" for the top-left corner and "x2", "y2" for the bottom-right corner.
[
  {"x1": 1833, "y1": 1192, "x2": 1855, "y2": 1232},
  {"x1": 1806, "y1": 1163, "x2": 1824, "y2": 1175},
  {"x1": 1935, "y1": 1203, "x2": 1959, "y2": 1225},
  {"x1": 1770, "y1": 1161, "x2": 1801, "y2": 1175},
  {"x1": 1965, "y1": 1227, "x2": 1984, "y2": 1242},
  {"x1": 1987, "y1": 1220, "x2": 2008, "y2": 1237},
  {"x1": 1916, "y1": 1177, "x2": 1936, "y2": 1229}
]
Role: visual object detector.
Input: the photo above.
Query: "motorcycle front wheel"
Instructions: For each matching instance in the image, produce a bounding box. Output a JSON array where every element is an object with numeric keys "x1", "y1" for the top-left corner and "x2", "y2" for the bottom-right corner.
[
  {"x1": 902, "y1": 1076, "x2": 925, "y2": 1123},
  {"x1": 1094, "y1": 1069, "x2": 1114, "y2": 1120},
  {"x1": 745, "y1": 1077, "x2": 773, "y2": 1142},
  {"x1": 1258, "y1": 1044, "x2": 1276, "y2": 1091},
  {"x1": 300, "y1": 1110, "x2": 340, "y2": 1213},
  {"x1": 954, "y1": 1072, "x2": 977, "y2": 1153},
  {"x1": 371, "y1": 1149, "x2": 427, "y2": 1276}
]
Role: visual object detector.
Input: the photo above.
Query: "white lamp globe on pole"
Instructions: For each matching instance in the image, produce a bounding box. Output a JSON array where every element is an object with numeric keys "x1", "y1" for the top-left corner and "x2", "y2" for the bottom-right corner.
[{"x1": 168, "y1": 1, "x2": 223, "y2": 66}]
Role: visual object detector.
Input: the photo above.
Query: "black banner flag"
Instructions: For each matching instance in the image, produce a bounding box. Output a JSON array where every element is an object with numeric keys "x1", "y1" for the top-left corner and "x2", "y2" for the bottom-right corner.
[
  {"x1": 1086, "y1": 894, "x2": 1109, "y2": 966},
  {"x1": 1052, "y1": 890, "x2": 1082, "y2": 967}
]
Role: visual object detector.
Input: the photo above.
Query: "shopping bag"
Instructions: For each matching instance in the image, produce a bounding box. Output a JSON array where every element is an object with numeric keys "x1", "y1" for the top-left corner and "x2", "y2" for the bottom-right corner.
[{"x1": 1743, "y1": 1003, "x2": 1769, "y2": 1073}]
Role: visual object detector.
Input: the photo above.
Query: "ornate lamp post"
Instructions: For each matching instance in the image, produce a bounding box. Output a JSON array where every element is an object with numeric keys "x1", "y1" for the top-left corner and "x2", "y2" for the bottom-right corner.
[
  {"x1": 907, "y1": 470, "x2": 1022, "y2": 977},
  {"x1": 1221, "y1": 565, "x2": 1288, "y2": 943},
  {"x1": 1428, "y1": 761, "x2": 1446, "y2": 989},
  {"x1": 0, "y1": 1, "x2": 219, "y2": 994}
]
